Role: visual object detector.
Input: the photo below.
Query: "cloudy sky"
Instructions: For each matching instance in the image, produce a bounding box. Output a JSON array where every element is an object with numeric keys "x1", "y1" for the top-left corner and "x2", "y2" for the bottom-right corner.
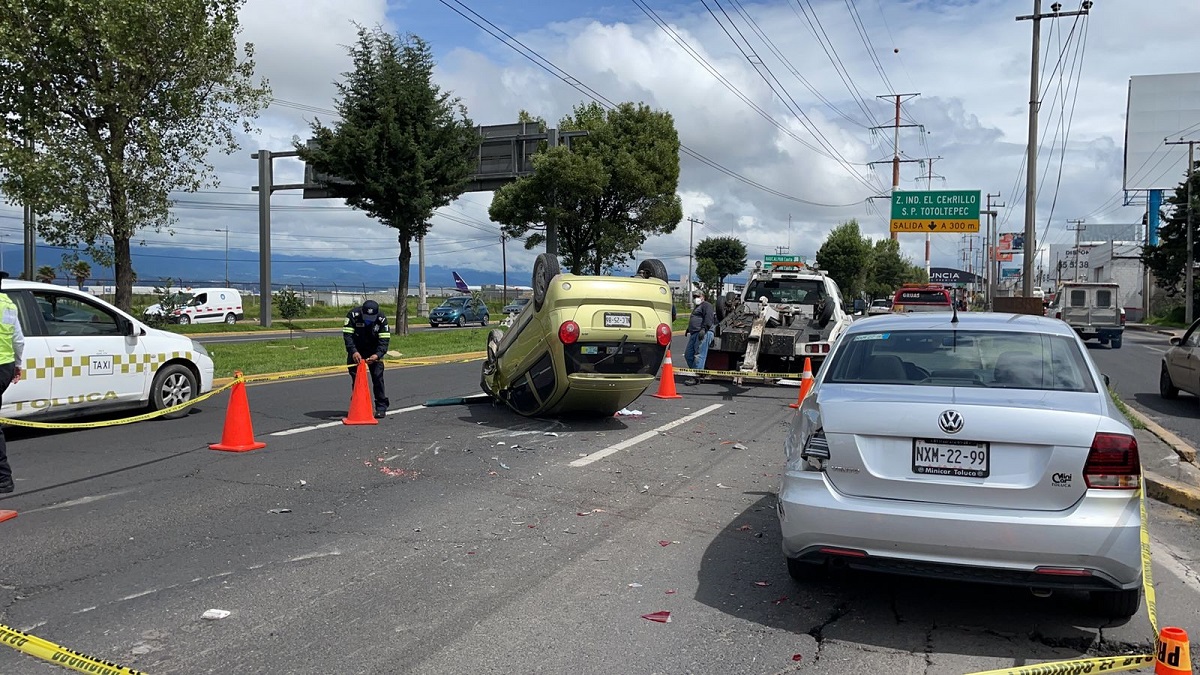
[{"x1": 6, "y1": 0, "x2": 1198, "y2": 287}]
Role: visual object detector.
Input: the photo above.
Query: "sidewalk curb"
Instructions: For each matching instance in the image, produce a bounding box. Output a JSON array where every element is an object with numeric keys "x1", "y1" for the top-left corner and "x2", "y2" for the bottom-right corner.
[{"x1": 1123, "y1": 405, "x2": 1200, "y2": 515}]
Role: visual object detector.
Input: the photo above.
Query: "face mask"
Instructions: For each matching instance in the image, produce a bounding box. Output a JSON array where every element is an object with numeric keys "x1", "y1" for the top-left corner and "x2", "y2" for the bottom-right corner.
[{"x1": 693, "y1": 297, "x2": 702, "y2": 306}]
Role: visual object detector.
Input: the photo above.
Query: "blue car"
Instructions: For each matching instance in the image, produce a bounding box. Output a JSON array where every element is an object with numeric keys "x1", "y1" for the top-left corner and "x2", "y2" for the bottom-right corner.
[{"x1": 429, "y1": 296, "x2": 490, "y2": 327}]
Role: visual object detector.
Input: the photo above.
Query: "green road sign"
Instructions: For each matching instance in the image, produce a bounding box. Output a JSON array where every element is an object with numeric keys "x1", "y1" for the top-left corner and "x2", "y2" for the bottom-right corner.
[
  {"x1": 763, "y1": 254, "x2": 806, "y2": 269},
  {"x1": 890, "y1": 190, "x2": 981, "y2": 233}
]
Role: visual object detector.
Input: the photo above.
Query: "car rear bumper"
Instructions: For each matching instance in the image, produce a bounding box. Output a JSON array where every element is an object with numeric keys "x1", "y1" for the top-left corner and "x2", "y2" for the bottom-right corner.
[{"x1": 778, "y1": 471, "x2": 1141, "y2": 590}]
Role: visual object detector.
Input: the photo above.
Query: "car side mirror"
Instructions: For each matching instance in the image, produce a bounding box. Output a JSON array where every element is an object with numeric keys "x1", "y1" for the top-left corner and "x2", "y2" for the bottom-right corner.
[
  {"x1": 1102, "y1": 373, "x2": 1111, "y2": 387},
  {"x1": 119, "y1": 318, "x2": 136, "y2": 336},
  {"x1": 1171, "y1": 337, "x2": 1182, "y2": 346}
]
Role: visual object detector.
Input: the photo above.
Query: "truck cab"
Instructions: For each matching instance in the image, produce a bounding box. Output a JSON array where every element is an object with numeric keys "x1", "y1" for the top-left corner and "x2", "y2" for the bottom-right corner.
[{"x1": 1049, "y1": 282, "x2": 1124, "y2": 348}]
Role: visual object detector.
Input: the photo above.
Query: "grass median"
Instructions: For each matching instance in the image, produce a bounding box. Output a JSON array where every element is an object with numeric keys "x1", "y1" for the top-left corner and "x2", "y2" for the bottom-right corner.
[{"x1": 206, "y1": 327, "x2": 492, "y2": 379}]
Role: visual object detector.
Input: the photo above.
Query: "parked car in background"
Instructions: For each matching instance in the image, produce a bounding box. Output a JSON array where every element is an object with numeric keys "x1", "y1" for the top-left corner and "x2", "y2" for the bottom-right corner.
[
  {"x1": 481, "y1": 254, "x2": 673, "y2": 417},
  {"x1": 1160, "y1": 317, "x2": 1200, "y2": 401},
  {"x1": 780, "y1": 311, "x2": 1143, "y2": 618},
  {"x1": 143, "y1": 288, "x2": 243, "y2": 325},
  {"x1": 867, "y1": 298, "x2": 892, "y2": 315},
  {"x1": 1047, "y1": 282, "x2": 1124, "y2": 348},
  {"x1": 429, "y1": 296, "x2": 490, "y2": 327},
  {"x1": 502, "y1": 297, "x2": 531, "y2": 315}
]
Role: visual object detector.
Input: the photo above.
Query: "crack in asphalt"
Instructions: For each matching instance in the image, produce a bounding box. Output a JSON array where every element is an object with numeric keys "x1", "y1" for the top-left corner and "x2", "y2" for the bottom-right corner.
[
  {"x1": 922, "y1": 622, "x2": 937, "y2": 675},
  {"x1": 1028, "y1": 629, "x2": 1152, "y2": 658},
  {"x1": 805, "y1": 603, "x2": 849, "y2": 663}
]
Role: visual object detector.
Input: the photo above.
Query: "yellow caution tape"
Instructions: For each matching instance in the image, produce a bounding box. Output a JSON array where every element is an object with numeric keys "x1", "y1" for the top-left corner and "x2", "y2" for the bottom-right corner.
[
  {"x1": 0, "y1": 379, "x2": 239, "y2": 430},
  {"x1": 0, "y1": 622, "x2": 145, "y2": 674},
  {"x1": 672, "y1": 366, "x2": 809, "y2": 380},
  {"x1": 965, "y1": 475, "x2": 1158, "y2": 675}
]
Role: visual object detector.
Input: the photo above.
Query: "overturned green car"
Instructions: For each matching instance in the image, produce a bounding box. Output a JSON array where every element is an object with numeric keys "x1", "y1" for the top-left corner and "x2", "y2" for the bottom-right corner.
[{"x1": 481, "y1": 254, "x2": 674, "y2": 417}]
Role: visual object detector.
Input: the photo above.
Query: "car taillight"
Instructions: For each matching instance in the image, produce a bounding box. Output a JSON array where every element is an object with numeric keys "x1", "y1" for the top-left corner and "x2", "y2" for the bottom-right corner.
[
  {"x1": 1120, "y1": 311, "x2": 1126, "y2": 326},
  {"x1": 1083, "y1": 432, "x2": 1140, "y2": 489},
  {"x1": 656, "y1": 323, "x2": 671, "y2": 346},
  {"x1": 558, "y1": 320, "x2": 580, "y2": 345}
]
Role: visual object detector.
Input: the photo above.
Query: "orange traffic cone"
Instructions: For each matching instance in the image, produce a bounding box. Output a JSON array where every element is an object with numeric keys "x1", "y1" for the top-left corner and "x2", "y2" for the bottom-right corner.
[
  {"x1": 789, "y1": 358, "x2": 814, "y2": 409},
  {"x1": 0, "y1": 510, "x2": 16, "y2": 524},
  {"x1": 209, "y1": 376, "x2": 267, "y2": 452},
  {"x1": 652, "y1": 349, "x2": 684, "y2": 399},
  {"x1": 1156, "y1": 626, "x2": 1192, "y2": 675},
  {"x1": 343, "y1": 360, "x2": 379, "y2": 426}
]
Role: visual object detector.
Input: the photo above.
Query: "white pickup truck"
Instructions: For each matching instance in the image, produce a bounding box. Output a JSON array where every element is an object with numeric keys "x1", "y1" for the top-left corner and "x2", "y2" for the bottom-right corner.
[{"x1": 1048, "y1": 282, "x2": 1125, "y2": 349}]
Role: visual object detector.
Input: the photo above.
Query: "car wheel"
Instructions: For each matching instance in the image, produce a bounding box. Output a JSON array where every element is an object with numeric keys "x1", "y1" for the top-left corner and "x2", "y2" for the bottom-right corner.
[
  {"x1": 177, "y1": 314, "x2": 191, "y2": 325},
  {"x1": 481, "y1": 314, "x2": 489, "y2": 327},
  {"x1": 1110, "y1": 338, "x2": 1122, "y2": 349},
  {"x1": 456, "y1": 315, "x2": 466, "y2": 327},
  {"x1": 786, "y1": 556, "x2": 825, "y2": 583},
  {"x1": 636, "y1": 258, "x2": 669, "y2": 283},
  {"x1": 532, "y1": 252, "x2": 561, "y2": 311},
  {"x1": 225, "y1": 313, "x2": 237, "y2": 325},
  {"x1": 430, "y1": 322, "x2": 439, "y2": 328},
  {"x1": 151, "y1": 364, "x2": 197, "y2": 420},
  {"x1": 1160, "y1": 366, "x2": 1179, "y2": 399},
  {"x1": 1089, "y1": 588, "x2": 1140, "y2": 619}
]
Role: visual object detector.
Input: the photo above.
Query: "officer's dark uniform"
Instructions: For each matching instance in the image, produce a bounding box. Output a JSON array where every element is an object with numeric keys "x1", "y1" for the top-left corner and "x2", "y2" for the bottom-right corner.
[{"x1": 343, "y1": 300, "x2": 391, "y2": 418}]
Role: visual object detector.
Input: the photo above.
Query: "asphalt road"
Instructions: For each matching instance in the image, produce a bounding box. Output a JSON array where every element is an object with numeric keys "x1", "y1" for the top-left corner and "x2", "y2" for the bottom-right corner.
[
  {"x1": 1090, "y1": 328, "x2": 1200, "y2": 449},
  {"x1": 2, "y1": 344, "x2": 1200, "y2": 674}
]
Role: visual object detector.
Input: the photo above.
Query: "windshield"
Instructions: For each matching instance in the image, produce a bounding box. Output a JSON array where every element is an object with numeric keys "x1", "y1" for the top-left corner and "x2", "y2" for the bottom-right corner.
[
  {"x1": 441, "y1": 298, "x2": 469, "y2": 307},
  {"x1": 744, "y1": 279, "x2": 825, "y2": 304},
  {"x1": 824, "y1": 329, "x2": 1096, "y2": 392}
]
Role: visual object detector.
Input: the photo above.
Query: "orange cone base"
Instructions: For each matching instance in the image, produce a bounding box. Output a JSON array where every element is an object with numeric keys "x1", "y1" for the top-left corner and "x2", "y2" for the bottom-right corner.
[
  {"x1": 209, "y1": 440, "x2": 267, "y2": 452},
  {"x1": 0, "y1": 510, "x2": 17, "y2": 523},
  {"x1": 342, "y1": 416, "x2": 379, "y2": 426},
  {"x1": 652, "y1": 390, "x2": 684, "y2": 400}
]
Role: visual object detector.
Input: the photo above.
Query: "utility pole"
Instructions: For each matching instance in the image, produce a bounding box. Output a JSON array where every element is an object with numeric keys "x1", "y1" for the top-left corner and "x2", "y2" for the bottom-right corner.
[
  {"x1": 873, "y1": 93, "x2": 921, "y2": 241},
  {"x1": 1167, "y1": 138, "x2": 1198, "y2": 323},
  {"x1": 686, "y1": 216, "x2": 703, "y2": 295},
  {"x1": 22, "y1": 137, "x2": 35, "y2": 280},
  {"x1": 985, "y1": 192, "x2": 1004, "y2": 309},
  {"x1": 1067, "y1": 219, "x2": 1086, "y2": 283},
  {"x1": 923, "y1": 156, "x2": 944, "y2": 279},
  {"x1": 500, "y1": 234, "x2": 508, "y2": 307},
  {"x1": 1017, "y1": 0, "x2": 1092, "y2": 296}
]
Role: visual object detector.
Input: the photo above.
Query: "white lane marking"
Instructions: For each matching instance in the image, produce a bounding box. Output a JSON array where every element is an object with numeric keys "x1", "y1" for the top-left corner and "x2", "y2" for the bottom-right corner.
[
  {"x1": 271, "y1": 405, "x2": 426, "y2": 436},
  {"x1": 569, "y1": 403, "x2": 725, "y2": 467},
  {"x1": 21, "y1": 490, "x2": 132, "y2": 514}
]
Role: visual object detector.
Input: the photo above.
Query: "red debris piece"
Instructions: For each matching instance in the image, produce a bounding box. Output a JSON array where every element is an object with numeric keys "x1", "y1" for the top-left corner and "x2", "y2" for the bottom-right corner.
[
  {"x1": 576, "y1": 511, "x2": 591, "y2": 517},
  {"x1": 773, "y1": 596, "x2": 788, "y2": 605},
  {"x1": 665, "y1": 589, "x2": 677, "y2": 595},
  {"x1": 527, "y1": 524, "x2": 537, "y2": 528},
  {"x1": 658, "y1": 540, "x2": 672, "y2": 547},
  {"x1": 754, "y1": 581, "x2": 770, "y2": 587},
  {"x1": 641, "y1": 611, "x2": 672, "y2": 623},
  {"x1": 736, "y1": 524, "x2": 753, "y2": 531},
  {"x1": 467, "y1": 551, "x2": 476, "y2": 555},
  {"x1": 792, "y1": 654, "x2": 803, "y2": 662}
]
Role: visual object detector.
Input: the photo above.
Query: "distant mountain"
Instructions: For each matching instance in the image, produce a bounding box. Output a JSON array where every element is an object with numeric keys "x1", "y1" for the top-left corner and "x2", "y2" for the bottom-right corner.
[{"x1": 0, "y1": 244, "x2": 524, "y2": 291}]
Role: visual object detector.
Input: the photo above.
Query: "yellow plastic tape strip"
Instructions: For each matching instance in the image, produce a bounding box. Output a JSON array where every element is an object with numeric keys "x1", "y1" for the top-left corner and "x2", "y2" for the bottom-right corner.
[
  {"x1": 672, "y1": 367, "x2": 805, "y2": 380},
  {"x1": 0, "y1": 622, "x2": 145, "y2": 675},
  {"x1": 0, "y1": 380, "x2": 239, "y2": 430},
  {"x1": 965, "y1": 476, "x2": 1157, "y2": 675}
]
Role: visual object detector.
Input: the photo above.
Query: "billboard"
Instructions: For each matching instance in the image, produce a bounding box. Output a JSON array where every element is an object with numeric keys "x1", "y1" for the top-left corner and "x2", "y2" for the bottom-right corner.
[
  {"x1": 929, "y1": 267, "x2": 981, "y2": 285},
  {"x1": 990, "y1": 246, "x2": 1013, "y2": 263},
  {"x1": 1001, "y1": 267, "x2": 1021, "y2": 279},
  {"x1": 999, "y1": 232, "x2": 1025, "y2": 252},
  {"x1": 1124, "y1": 73, "x2": 1200, "y2": 191}
]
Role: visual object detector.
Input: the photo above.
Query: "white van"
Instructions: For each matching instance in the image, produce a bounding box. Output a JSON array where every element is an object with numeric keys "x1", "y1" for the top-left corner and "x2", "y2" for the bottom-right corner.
[
  {"x1": 2, "y1": 279, "x2": 215, "y2": 421},
  {"x1": 144, "y1": 287, "x2": 244, "y2": 325}
]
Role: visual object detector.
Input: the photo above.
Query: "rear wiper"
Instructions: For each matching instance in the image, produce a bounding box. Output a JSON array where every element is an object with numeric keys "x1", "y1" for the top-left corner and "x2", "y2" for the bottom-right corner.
[{"x1": 593, "y1": 334, "x2": 629, "y2": 366}]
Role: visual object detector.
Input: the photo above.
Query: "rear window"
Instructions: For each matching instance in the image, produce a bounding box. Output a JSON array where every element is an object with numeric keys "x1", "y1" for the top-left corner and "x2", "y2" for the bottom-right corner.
[
  {"x1": 824, "y1": 329, "x2": 1096, "y2": 392},
  {"x1": 744, "y1": 279, "x2": 825, "y2": 304},
  {"x1": 892, "y1": 289, "x2": 950, "y2": 305}
]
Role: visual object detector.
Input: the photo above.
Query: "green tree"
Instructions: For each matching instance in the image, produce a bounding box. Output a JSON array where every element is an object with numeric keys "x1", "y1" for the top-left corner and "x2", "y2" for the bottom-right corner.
[
  {"x1": 69, "y1": 260, "x2": 91, "y2": 290},
  {"x1": 35, "y1": 265, "x2": 56, "y2": 284},
  {"x1": 694, "y1": 236, "x2": 747, "y2": 287},
  {"x1": 865, "y1": 238, "x2": 913, "y2": 299},
  {"x1": 815, "y1": 220, "x2": 873, "y2": 298},
  {"x1": 490, "y1": 101, "x2": 683, "y2": 274},
  {"x1": 274, "y1": 288, "x2": 307, "y2": 341},
  {"x1": 0, "y1": 0, "x2": 271, "y2": 312},
  {"x1": 297, "y1": 27, "x2": 476, "y2": 336},
  {"x1": 1142, "y1": 163, "x2": 1200, "y2": 312},
  {"x1": 695, "y1": 258, "x2": 720, "y2": 299}
]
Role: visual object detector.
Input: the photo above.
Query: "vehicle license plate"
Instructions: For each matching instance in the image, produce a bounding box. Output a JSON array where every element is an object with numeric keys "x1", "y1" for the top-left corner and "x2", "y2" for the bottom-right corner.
[
  {"x1": 604, "y1": 312, "x2": 632, "y2": 328},
  {"x1": 580, "y1": 346, "x2": 599, "y2": 355},
  {"x1": 912, "y1": 438, "x2": 989, "y2": 478}
]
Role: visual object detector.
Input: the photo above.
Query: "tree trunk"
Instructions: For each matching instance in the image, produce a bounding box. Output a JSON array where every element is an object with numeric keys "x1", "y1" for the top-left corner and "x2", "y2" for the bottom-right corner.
[
  {"x1": 396, "y1": 236, "x2": 411, "y2": 336},
  {"x1": 114, "y1": 237, "x2": 134, "y2": 311}
]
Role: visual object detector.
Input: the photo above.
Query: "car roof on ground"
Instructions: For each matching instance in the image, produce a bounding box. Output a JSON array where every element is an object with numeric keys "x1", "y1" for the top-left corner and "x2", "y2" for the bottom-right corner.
[{"x1": 847, "y1": 311, "x2": 1075, "y2": 337}]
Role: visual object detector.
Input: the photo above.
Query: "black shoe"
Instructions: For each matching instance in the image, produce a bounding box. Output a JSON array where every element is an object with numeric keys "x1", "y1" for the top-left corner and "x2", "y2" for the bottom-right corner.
[
  {"x1": 374, "y1": 410, "x2": 386, "y2": 419},
  {"x1": 0, "y1": 478, "x2": 13, "y2": 494}
]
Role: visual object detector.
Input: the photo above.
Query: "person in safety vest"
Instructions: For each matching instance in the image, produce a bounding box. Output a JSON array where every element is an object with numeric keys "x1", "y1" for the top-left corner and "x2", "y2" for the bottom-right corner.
[
  {"x1": 0, "y1": 273, "x2": 25, "y2": 493},
  {"x1": 342, "y1": 300, "x2": 390, "y2": 419}
]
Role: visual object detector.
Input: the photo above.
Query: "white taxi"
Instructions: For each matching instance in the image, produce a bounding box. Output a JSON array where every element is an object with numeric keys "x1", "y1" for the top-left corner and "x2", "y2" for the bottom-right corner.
[{"x1": 1, "y1": 280, "x2": 215, "y2": 421}]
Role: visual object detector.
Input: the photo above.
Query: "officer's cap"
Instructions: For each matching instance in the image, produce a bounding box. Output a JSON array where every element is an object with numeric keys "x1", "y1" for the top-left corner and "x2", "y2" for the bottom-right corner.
[{"x1": 362, "y1": 300, "x2": 380, "y2": 317}]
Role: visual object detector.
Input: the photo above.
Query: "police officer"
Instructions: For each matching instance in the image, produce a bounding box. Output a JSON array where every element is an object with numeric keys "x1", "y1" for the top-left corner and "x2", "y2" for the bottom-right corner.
[
  {"x1": 0, "y1": 273, "x2": 24, "y2": 493},
  {"x1": 342, "y1": 300, "x2": 390, "y2": 419}
]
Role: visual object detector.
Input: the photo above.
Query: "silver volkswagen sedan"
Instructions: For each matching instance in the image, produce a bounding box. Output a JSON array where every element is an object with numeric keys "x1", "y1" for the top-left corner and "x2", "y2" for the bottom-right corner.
[{"x1": 779, "y1": 312, "x2": 1142, "y2": 618}]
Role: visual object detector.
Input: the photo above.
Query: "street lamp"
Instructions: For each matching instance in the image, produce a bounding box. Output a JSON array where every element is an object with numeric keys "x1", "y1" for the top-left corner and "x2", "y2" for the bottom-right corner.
[{"x1": 215, "y1": 228, "x2": 228, "y2": 285}]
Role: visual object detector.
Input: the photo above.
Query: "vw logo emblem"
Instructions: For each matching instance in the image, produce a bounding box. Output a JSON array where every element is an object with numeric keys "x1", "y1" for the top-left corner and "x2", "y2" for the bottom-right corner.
[{"x1": 938, "y1": 410, "x2": 964, "y2": 434}]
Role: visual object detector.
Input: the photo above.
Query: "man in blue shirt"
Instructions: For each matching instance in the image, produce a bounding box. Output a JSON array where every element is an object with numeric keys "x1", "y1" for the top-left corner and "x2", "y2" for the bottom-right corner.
[{"x1": 683, "y1": 290, "x2": 715, "y2": 386}]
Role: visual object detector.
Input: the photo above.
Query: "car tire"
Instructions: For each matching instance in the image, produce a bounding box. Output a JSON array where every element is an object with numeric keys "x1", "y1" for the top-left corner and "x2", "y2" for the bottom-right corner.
[
  {"x1": 177, "y1": 314, "x2": 191, "y2": 325},
  {"x1": 1110, "y1": 337, "x2": 1122, "y2": 349},
  {"x1": 1089, "y1": 588, "x2": 1140, "y2": 619},
  {"x1": 481, "y1": 328, "x2": 505, "y2": 394},
  {"x1": 1160, "y1": 366, "x2": 1179, "y2": 399},
  {"x1": 430, "y1": 322, "x2": 439, "y2": 328},
  {"x1": 636, "y1": 258, "x2": 669, "y2": 283},
  {"x1": 481, "y1": 314, "x2": 489, "y2": 327},
  {"x1": 456, "y1": 315, "x2": 466, "y2": 327},
  {"x1": 817, "y1": 299, "x2": 835, "y2": 328},
  {"x1": 151, "y1": 364, "x2": 197, "y2": 420},
  {"x1": 532, "y1": 253, "x2": 561, "y2": 311},
  {"x1": 225, "y1": 313, "x2": 237, "y2": 325},
  {"x1": 786, "y1": 556, "x2": 824, "y2": 583}
]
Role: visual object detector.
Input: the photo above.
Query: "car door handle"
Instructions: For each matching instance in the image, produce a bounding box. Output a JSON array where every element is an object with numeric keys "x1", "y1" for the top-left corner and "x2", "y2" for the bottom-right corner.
[{"x1": 55, "y1": 346, "x2": 75, "y2": 353}]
